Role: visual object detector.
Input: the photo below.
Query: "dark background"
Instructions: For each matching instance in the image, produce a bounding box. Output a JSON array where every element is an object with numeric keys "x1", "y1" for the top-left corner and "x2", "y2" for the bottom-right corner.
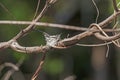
[{"x1": 0, "y1": 0, "x2": 120, "y2": 80}]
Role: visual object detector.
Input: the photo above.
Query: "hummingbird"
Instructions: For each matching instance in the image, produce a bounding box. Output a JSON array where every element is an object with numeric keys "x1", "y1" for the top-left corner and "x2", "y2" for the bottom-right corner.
[
  {"x1": 43, "y1": 32, "x2": 60, "y2": 47},
  {"x1": 34, "y1": 29, "x2": 61, "y2": 47}
]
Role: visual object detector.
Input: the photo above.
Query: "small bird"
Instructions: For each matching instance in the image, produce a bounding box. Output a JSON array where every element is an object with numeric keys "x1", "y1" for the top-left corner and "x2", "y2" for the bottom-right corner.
[
  {"x1": 34, "y1": 29, "x2": 60, "y2": 47},
  {"x1": 43, "y1": 32, "x2": 61, "y2": 47}
]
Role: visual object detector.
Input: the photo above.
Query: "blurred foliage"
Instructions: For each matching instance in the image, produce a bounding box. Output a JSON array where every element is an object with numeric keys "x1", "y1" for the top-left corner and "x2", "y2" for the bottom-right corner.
[
  {"x1": 44, "y1": 57, "x2": 64, "y2": 75},
  {"x1": 0, "y1": 0, "x2": 120, "y2": 80}
]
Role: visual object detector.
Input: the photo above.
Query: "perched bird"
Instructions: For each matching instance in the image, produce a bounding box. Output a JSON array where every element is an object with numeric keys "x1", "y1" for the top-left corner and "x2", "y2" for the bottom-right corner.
[{"x1": 43, "y1": 32, "x2": 60, "y2": 47}]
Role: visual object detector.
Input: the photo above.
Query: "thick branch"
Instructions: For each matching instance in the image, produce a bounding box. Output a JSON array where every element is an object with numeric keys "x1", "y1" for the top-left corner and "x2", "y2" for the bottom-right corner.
[
  {"x1": 57, "y1": 10, "x2": 120, "y2": 47},
  {"x1": 0, "y1": 1, "x2": 120, "y2": 53},
  {"x1": 0, "y1": 40, "x2": 13, "y2": 50},
  {"x1": 57, "y1": 30, "x2": 92, "y2": 47},
  {"x1": 10, "y1": 41, "x2": 49, "y2": 53}
]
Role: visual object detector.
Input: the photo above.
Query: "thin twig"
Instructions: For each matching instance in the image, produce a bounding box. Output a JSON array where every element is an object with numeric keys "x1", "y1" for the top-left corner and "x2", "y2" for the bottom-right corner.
[
  {"x1": 91, "y1": 0, "x2": 100, "y2": 23},
  {"x1": 12, "y1": 1, "x2": 50, "y2": 40},
  {"x1": 0, "y1": 20, "x2": 120, "y2": 32},
  {"x1": 0, "y1": 20, "x2": 87, "y2": 31},
  {"x1": 112, "y1": 0, "x2": 119, "y2": 12},
  {"x1": 76, "y1": 41, "x2": 112, "y2": 47},
  {"x1": 0, "y1": 9, "x2": 120, "y2": 52},
  {"x1": 0, "y1": 2, "x2": 15, "y2": 19},
  {"x1": 2, "y1": 1, "x2": 120, "y2": 80},
  {"x1": 33, "y1": 0, "x2": 41, "y2": 19},
  {"x1": 112, "y1": 21, "x2": 120, "y2": 47},
  {"x1": 0, "y1": 0, "x2": 120, "y2": 56},
  {"x1": 91, "y1": 23, "x2": 120, "y2": 47},
  {"x1": 106, "y1": 42, "x2": 110, "y2": 57},
  {"x1": 90, "y1": 23, "x2": 111, "y2": 57},
  {"x1": 31, "y1": 53, "x2": 46, "y2": 80}
]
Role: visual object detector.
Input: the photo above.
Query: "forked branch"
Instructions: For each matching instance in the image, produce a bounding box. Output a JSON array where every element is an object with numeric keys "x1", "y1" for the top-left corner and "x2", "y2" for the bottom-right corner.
[{"x1": 0, "y1": 0, "x2": 120, "y2": 80}]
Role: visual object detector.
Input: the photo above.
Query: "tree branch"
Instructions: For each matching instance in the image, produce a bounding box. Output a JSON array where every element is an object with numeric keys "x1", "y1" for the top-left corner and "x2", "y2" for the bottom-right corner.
[
  {"x1": 94, "y1": 32, "x2": 120, "y2": 41},
  {"x1": 10, "y1": 41, "x2": 49, "y2": 53},
  {"x1": 12, "y1": 1, "x2": 50, "y2": 40},
  {"x1": 0, "y1": 8, "x2": 120, "y2": 52},
  {"x1": 112, "y1": 0, "x2": 119, "y2": 12},
  {"x1": 56, "y1": 10, "x2": 120, "y2": 47},
  {"x1": 0, "y1": 20, "x2": 120, "y2": 32},
  {"x1": 0, "y1": 57, "x2": 25, "y2": 80},
  {"x1": 0, "y1": 1, "x2": 120, "y2": 80},
  {"x1": 31, "y1": 53, "x2": 46, "y2": 80}
]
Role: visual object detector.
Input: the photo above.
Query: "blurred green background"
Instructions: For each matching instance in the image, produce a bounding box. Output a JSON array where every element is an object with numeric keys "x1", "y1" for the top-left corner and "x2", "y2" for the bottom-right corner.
[{"x1": 0, "y1": 0, "x2": 120, "y2": 80}]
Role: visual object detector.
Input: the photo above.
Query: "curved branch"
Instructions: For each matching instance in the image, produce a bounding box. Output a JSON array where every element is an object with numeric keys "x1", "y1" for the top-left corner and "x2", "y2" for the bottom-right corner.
[
  {"x1": 10, "y1": 41, "x2": 49, "y2": 53},
  {"x1": 0, "y1": 40, "x2": 13, "y2": 50},
  {"x1": 94, "y1": 32, "x2": 120, "y2": 41},
  {"x1": 0, "y1": 57, "x2": 25, "y2": 80},
  {"x1": 0, "y1": 63, "x2": 19, "y2": 72},
  {"x1": 57, "y1": 10, "x2": 120, "y2": 47},
  {"x1": 0, "y1": 1, "x2": 120, "y2": 53}
]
